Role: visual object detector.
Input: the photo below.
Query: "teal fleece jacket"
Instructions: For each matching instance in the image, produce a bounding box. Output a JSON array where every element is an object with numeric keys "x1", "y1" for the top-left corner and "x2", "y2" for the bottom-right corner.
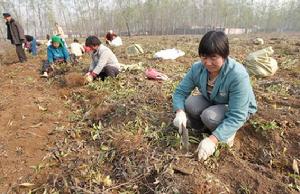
[
  {"x1": 47, "y1": 45, "x2": 69, "y2": 63},
  {"x1": 172, "y1": 57, "x2": 257, "y2": 142}
]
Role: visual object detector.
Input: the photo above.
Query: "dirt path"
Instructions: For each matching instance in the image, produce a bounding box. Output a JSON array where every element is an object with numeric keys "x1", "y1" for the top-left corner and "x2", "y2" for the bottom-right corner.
[{"x1": 0, "y1": 59, "x2": 70, "y2": 192}]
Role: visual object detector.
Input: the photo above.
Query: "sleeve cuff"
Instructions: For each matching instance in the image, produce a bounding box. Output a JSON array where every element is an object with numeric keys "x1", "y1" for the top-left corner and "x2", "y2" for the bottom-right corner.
[
  {"x1": 91, "y1": 71, "x2": 98, "y2": 78},
  {"x1": 173, "y1": 104, "x2": 184, "y2": 112},
  {"x1": 212, "y1": 130, "x2": 224, "y2": 142},
  {"x1": 212, "y1": 129, "x2": 236, "y2": 143}
]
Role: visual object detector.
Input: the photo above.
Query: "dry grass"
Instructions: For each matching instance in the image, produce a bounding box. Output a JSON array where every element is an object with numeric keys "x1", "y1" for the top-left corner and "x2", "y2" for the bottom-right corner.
[{"x1": 8, "y1": 34, "x2": 300, "y2": 193}]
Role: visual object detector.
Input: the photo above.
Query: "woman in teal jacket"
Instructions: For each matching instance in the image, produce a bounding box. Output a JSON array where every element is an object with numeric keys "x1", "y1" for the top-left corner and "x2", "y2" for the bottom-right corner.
[
  {"x1": 41, "y1": 35, "x2": 69, "y2": 78},
  {"x1": 173, "y1": 31, "x2": 257, "y2": 161}
]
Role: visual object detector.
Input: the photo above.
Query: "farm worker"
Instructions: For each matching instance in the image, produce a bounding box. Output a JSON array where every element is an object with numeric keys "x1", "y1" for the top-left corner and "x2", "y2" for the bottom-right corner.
[
  {"x1": 47, "y1": 34, "x2": 67, "y2": 48},
  {"x1": 105, "y1": 30, "x2": 117, "y2": 45},
  {"x1": 53, "y1": 22, "x2": 65, "y2": 38},
  {"x1": 172, "y1": 31, "x2": 257, "y2": 161},
  {"x1": 84, "y1": 36, "x2": 120, "y2": 83},
  {"x1": 24, "y1": 35, "x2": 37, "y2": 56},
  {"x1": 105, "y1": 30, "x2": 122, "y2": 47},
  {"x1": 69, "y1": 38, "x2": 85, "y2": 64},
  {"x1": 41, "y1": 35, "x2": 70, "y2": 78},
  {"x1": 3, "y1": 13, "x2": 27, "y2": 63}
]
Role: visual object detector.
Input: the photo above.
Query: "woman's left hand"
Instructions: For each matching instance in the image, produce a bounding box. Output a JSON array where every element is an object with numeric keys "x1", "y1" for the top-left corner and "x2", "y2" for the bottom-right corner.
[{"x1": 84, "y1": 73, "x2": 94, "y2": 83}]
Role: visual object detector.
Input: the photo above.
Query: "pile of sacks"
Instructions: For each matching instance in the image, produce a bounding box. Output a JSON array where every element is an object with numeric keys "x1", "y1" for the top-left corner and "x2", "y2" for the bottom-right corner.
[{"x1": 244, "y1": 46, "x2": 278, "y2": 77}]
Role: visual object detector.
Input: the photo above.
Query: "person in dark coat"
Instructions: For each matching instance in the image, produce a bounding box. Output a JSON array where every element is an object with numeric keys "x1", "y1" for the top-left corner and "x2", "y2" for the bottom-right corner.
[{"x1": 3, "y1": 13, "x2": 27, "y2": 63}]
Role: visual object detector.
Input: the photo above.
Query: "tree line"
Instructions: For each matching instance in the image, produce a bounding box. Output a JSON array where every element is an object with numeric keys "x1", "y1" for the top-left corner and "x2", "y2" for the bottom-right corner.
[{"x1": 0, "y1": 0, "x2": 300, "y2": 39}]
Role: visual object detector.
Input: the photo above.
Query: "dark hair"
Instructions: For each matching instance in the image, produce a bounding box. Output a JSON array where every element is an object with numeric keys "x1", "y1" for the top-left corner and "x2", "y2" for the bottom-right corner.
[
  {"x1": 85, "y1": 36, "x2": 101, "y2": 47},
  {"x1": 198, "y1": 31, "x2": 229, "y2": 59},
  {"x1": 74, "y1": 38, "x2": 79, "y2": 43}
]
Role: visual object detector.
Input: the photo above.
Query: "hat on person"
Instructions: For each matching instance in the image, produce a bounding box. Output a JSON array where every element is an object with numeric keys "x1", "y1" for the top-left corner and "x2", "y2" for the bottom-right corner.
[
  {"x1": 3, "y1": 13, "x2": 11, "y2": 17},
  {"x1": 51, "y1": 35, "x2": 63, "y2": 46}
]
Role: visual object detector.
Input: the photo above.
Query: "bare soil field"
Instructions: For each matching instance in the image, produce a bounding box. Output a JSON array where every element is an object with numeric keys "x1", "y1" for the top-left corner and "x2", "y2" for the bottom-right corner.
[{"x1": 0, "y1": 34, "x2": 299, "y2": 193}]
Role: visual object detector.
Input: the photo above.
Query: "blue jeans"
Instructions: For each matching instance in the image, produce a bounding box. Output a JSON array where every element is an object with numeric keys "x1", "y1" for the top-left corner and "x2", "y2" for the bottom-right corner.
[{"x1": 31, "y1": 38, "x2": 37, "y2": 56}]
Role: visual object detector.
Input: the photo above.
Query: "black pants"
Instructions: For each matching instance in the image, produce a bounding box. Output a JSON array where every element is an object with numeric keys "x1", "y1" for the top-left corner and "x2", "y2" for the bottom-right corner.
[
  {"x1": 42, "y1": 61, "x2": 51, "y2": 72},
  {"x1": 98, "y1": 66, "x2": 119, "y2": 81},
  {"x1": 15, "y1": 44, "x2": 27, "y2": 62},
  {"x1": 41, "y1": 59, "x2": 65, "y2": 72}
]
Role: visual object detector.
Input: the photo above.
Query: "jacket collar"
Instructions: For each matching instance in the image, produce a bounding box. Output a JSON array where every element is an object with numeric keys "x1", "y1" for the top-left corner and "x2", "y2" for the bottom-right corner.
[
  {"x1": 6, "y1": 18, "x2": 15, "y2": 25},
  {"x1": 93, "y1": 44, "x2": 103, "y2": 55}
]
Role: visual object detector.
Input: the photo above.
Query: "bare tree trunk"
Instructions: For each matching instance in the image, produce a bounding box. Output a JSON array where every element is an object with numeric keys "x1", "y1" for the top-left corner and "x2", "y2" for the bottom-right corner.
[
  {"x1": 26, "y1": 1, "x2": 29, "y2": 34},
  {"x1": 37, "y1": 2, "x2": 43, "y2": 37},
  {"x1": 61, "y1": 11, "x2": 68, "y2": 36},
  {"x1": 125, "y1": 21, "x2": 131, "y2": 37},
  {"x1": 0, "y1": 28, "x2": 5, "y2": 40}
]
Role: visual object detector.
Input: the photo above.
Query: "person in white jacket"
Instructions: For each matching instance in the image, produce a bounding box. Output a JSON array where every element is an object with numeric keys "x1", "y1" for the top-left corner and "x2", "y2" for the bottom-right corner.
[
  {"x1": 84, "y1": 36, "x2": 120, "y2": 82},
  {"x1": 105, "y1": 30, "x2": 122, "y2": 47},
  {"x1": 70, "y1": 38, "x2": 85, "y2": 63}
]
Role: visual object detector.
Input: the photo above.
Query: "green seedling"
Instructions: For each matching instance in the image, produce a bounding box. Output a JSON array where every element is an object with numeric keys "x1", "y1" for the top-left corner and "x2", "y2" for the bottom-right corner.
[
  {"x1": 237, "y1": 185, "x2": 251, "y2": 194},
  {"x1": 91, "y1": 123, "x2": 102, "y2": 140},
  {"x1": 30, "y1": 163, "x2": 45, "y2": 173},
  {"x1": 250, "y1": 119, "x2": 280, "y2": 135}
]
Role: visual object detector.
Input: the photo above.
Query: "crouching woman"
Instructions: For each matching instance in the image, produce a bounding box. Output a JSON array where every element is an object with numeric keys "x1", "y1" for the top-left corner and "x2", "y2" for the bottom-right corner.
[
  {"x1": 172, "y1": 31, "x2": 257, "y2": 160},
  {"x1": 41, "y1": 35, "x2": 69, "y2": 77}
]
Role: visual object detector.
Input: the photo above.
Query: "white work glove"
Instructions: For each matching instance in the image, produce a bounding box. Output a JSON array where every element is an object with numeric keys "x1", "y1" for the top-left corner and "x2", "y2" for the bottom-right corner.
[
  {"x1": 173, "y1": 111, "x2": 187, "y2": 134},
  {"x1": 196, "y1": 137, "x2": 216, "y2": 161}
]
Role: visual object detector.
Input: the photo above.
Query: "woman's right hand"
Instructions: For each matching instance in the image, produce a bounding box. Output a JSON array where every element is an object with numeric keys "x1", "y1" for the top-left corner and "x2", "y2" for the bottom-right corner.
[{"x1": 173, "y1": 110, "x2": 187, "y2": 134}]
